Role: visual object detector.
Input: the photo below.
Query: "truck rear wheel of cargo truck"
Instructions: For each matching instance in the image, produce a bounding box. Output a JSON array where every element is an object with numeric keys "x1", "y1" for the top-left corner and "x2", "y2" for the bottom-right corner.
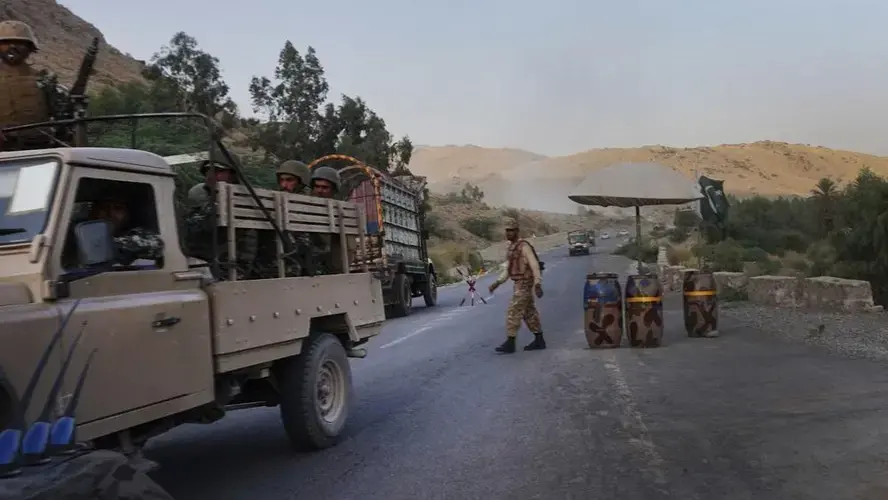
[
  {"x1": 423, "y1": 273, "x2": 438, "y2": 307},
  {"x1": 390, "y1": 273, "x2": 413, "y2": 317},
  {"x1": 275, "y1": 333, "x2": 352, "y2": 451}
]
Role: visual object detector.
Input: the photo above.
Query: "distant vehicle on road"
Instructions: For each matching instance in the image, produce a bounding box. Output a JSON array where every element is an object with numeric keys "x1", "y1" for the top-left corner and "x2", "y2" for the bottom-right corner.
[
  {"x1": 618, "y1": 229, "x2": 629, "y2": 237},
  {"x1": 567, "y1": 230, "x2": 592, "y2": 256},
  {"x1": 600, "y1": 232, "x2": 610, "y2": 240}
]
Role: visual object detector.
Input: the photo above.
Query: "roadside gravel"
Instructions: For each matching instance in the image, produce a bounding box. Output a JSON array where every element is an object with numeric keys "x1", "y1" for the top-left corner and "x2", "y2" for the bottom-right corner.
[{"x1": 721, "y1": 301, "x2": 888, "y2": 361}]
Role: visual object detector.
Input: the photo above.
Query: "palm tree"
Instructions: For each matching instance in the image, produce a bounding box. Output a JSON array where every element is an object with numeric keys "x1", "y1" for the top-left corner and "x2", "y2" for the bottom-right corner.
[
  {"x1": 810, "y1": 177, "x2": 838, "y2": 235},
  {"x1": 811, "y1": 177, "x2": 838, "y2": 198}
]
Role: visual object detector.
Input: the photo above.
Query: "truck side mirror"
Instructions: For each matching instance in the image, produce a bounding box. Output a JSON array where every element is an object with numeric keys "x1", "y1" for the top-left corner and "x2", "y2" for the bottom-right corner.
[{"x1": 73, "y1": 220, "x2": 117, "y2": 267}]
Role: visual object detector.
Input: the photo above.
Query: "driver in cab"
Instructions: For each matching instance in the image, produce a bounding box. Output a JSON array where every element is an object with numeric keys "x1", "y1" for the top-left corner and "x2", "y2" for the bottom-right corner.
[{"x1": 88, "y1": 190, "x2": 164, "y2": 266}]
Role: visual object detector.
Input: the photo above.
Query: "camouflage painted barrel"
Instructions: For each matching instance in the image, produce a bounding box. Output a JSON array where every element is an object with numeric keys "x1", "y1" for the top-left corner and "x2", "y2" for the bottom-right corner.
[
  {"x1": 583, "y1": 273, "x2": 623, "y2": 348},
  {"x1": 624, "y1": 274, "x2": 664, "y2": 348},
  {"x1": 683, "y1": 271, "x2": 719, "y2": 337}
]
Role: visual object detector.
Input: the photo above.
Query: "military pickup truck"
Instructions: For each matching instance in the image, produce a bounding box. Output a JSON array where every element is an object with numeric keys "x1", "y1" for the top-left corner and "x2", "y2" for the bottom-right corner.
[
  {"x1": 308, "y1": 154, "x2": 437, "y2": 318},
  {"x1": 567, "y1": 230, "x2": 592, "y2": 256},
  {"x1": 0, "y1": 113, "x2": 385, "y2": 454}
]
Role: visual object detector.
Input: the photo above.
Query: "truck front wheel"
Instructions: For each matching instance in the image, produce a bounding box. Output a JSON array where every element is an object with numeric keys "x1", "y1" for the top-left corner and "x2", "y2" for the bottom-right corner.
[{"x1": 275, "y1": 333, "x2": 352, "y2": 451}]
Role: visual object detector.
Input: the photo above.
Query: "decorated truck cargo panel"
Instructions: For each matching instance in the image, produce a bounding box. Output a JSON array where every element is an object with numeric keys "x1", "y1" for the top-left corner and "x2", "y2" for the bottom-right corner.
[{"x1": 349, "y1": 175, "x2": 422, "y2": 262}]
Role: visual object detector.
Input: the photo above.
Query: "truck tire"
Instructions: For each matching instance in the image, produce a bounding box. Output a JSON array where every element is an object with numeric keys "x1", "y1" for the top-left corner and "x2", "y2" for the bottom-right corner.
[
  {"x1": 423, "y1": 273, "x2": 438, "y2": 307},
  {"x1": 390, "y1": 273, "x2": 413, "y2": 317},
  {"x1": 276, "y1": 333, "x2": 352, "y2": 451}
]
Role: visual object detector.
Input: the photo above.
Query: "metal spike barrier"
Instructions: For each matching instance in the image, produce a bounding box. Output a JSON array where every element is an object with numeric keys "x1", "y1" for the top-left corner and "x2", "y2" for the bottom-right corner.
[{"x1": 458, "y1": 273, "x2": 487, "y2": 307}]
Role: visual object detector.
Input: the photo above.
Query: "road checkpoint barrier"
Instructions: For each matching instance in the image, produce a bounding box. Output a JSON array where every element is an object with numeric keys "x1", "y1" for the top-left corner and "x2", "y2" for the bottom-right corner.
[{"x1": 457, "y1": 269, "x2": 487, "y2": 307}]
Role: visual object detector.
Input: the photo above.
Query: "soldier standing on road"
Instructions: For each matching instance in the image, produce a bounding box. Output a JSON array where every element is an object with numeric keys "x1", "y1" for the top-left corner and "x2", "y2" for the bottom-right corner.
[
  {"x1": 0, "y1": 20, "x2": 62, "y2": 148},
  {"x1": 488, "y1": 218, "x2": 546, "y2": 354}
]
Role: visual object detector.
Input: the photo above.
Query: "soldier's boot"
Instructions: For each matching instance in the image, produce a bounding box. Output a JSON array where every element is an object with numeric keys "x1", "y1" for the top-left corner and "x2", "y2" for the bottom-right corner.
[
  {"x1": 495, "y1": 337, "x2": 516, "y2": 354},
  {"x1": 524, "y1": 332, "x2": 547, "y2": 351}
]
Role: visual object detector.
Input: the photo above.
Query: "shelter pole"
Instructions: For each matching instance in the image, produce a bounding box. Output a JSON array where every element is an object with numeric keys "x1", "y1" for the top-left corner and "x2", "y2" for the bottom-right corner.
[{"x1": 635, "y1": 205, "x2": 643, "y2": 274}]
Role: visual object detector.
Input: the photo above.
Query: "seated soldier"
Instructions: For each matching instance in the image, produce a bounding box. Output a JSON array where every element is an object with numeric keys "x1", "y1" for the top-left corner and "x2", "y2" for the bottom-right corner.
[
  {"x1": 253, "y1": 160, "x2": 314, "y2": 278},
  {"x1": 88, "y1": 189, "x2": 164, "y2": 267},
  {"x1": 183, "y1": 154, "x2": 257, "y2": 280},
  {"x1": 307, "y1": 166, "x2": 343, "y2": 275}
]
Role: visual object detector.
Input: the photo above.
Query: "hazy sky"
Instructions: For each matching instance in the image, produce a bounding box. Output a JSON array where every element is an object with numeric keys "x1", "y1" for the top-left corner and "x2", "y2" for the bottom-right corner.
[{"x1": 63, "y1": 0, "x2": 888, "y2": 156}]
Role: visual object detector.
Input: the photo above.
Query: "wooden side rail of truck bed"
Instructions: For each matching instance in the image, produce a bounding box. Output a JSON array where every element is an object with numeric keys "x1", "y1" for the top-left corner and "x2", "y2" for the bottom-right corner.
[{"x1": 215, "y1": 183, "x2": 384, "y2": 278}]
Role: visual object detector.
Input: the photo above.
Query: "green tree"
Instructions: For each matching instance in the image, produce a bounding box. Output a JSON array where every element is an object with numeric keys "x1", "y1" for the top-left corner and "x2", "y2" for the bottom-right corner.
[
  {"x1": 335, "y1": 95, "x2": 414, "y2": 173},
  {"x1": 459, "y1": 182, "x2": 484, "y2": 203},
  {"x1": 248, "y1": 42, "x2": 334, "y2": 161},
  {"x1": 810, "y1": 177, "x2": 839, "y2": 236},
  {"x1": 147, "y1": 32, "x2": 237, "y2": 123}
]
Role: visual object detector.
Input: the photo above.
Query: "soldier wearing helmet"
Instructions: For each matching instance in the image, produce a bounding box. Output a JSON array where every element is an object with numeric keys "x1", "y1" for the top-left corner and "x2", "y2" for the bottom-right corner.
[
  {"x1": 487, "y1": 217, "x2": 546, "y2": 354},
  {"x1": 253, "y1": 160, "x2": 313, "y2": 278},
  {"x1": 277, "y1": 160, "x2": 311, "y2": 194},
  {"x1": 311, "y1": 166, "x2": 340, "y2": 199},
  {"x1": 0, "y1": 20, "x2": 60, "y2": 144},
  {"x1": 303, "y1": 165, "x2": 344, "y2": 275},
  {"x1": 183, "y1": 147, "x2": 258, "y2": 280}
]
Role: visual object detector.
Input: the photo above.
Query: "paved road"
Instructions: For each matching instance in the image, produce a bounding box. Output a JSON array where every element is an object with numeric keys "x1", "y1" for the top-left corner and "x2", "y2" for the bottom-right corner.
[{"x1": 148, "y1": 240, "x2": 888, "y2": 500}]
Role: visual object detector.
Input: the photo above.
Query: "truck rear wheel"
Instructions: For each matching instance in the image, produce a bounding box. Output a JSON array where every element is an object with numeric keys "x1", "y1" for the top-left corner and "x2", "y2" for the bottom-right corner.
[
  {"x1": 423, "y1": 273, "x2": 438, "y2": 307},
  {"x1": 276, "y1": 333, "x2": 352, "y2": 451},
  {"x1": 390, "y1": 273, "x2": 413, "y2": 317}
]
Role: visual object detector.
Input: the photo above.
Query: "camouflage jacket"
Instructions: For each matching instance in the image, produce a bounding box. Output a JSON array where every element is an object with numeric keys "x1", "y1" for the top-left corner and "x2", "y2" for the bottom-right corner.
[
  {"x1": 114, "y1": 227, "x2": 164, "y2": 265},
  {"x1": 254, "y1": 230, "x2": 312, "y2": 278},
  {"x1": 0, "y1": 449, "x2": 174, "y2": 500},
  {"x1": 183, "y1": 200, "x2": 258, "y2": 277}
]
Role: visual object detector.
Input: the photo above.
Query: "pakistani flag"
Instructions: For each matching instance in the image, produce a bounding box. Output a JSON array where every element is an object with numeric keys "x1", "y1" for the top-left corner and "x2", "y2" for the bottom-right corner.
[{"x1": 698, "y1": 175, "x2": 729, "y2": 226}]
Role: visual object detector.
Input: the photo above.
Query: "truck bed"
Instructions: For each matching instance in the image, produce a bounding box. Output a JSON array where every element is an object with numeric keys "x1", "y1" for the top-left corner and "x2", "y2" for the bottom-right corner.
[
  {"x1": 208, "y1": 273, "x2": 384, "y2": 373},
  {"x1": 211, "y1": 183, "x2": 387, "y2": 373}
]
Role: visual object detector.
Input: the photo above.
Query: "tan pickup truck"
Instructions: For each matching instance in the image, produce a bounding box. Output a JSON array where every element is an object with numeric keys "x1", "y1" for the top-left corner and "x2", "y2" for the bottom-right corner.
[{"x1": 0, "y1": 138, "x2": 385, "y2": 453}]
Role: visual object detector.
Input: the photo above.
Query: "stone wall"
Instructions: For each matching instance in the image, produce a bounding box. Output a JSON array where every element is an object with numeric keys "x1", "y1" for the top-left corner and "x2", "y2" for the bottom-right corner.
[{"x1": 657, "y1": 263, "x2": 882, "y2": 313}]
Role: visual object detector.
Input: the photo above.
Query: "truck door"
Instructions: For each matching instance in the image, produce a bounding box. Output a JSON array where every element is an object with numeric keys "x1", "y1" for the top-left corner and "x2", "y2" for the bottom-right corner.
[{"x1": 49, "y1": 168, "x2": 214, "y2": 437}]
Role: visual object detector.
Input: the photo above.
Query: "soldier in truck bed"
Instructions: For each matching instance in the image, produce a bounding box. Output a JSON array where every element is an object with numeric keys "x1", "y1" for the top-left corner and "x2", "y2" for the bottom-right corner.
[
  {"x1": 277, "y1": 159, "x2": 311, "y2": 195},
  {"x1": 184, "y1": 154, "x2": 258, "y2": 280},
  {"x1": 253, "y1": 159, "x2": 314, "y2": 278},
  {"x1": 0, "y1": 20, "x2": 64, "y2": 149},
  {"x1": 306, "y1": 166, "x2": 342, "y2": 275}
]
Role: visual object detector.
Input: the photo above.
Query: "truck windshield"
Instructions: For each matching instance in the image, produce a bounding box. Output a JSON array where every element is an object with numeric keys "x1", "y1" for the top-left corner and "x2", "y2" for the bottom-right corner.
[
  {"x1": 568, "y1": 234, "x2": 586, "y2": 244},
  {"x1": 0, "y1": 158, "x2": 59, "y2": 245}
]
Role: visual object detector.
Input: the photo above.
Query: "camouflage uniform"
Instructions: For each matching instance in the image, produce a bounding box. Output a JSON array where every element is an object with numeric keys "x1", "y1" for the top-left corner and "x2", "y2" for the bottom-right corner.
[
  {"x1": 0, "y1": 449, "x2": 174, "y2": 500},
  {"x1": 277, "y1": 160, "x2": 311, "y2": 195},
  {"x1": 87, "y1": 190, "x2": 164, "y2": 267},
  {"x1": 307, "y1": 166, "x2": 343, "y2": 275},
  {"x1": 0, "y1": 21, "x2": 61, "y2": 149},
  {"x1": 114, "y1": 227, "x2": 164, "y2": 265},
  {"x1": 184, "y1": 159, "x2": 258, "y2": 280},
  {"x1": 253, "y1": 160, "x2": 314, "y2": 278},
  {"x1": 489, "y1": 218, "x2": 545, "y2": 353}
]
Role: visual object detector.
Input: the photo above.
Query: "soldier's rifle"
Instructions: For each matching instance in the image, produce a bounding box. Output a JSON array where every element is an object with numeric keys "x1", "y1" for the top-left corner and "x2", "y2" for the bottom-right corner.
[{"x1": 54, "y1": 36, "x2": 100, "y2": 146}]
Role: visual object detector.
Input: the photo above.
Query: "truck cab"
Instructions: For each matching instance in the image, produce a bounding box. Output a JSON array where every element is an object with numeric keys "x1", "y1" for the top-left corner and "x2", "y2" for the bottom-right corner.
[
  {"x1": 0, "y1": 113, "x2": 385, "y2": 455},
  {"x1": 567, "y1": 230, "x2": 592, "y2": 256}
]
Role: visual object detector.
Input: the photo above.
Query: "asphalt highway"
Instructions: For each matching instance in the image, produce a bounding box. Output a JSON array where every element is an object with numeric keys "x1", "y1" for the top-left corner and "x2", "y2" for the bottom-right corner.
[{"x1": 147, "y1": 239, "x2": 888, "y2": 500}]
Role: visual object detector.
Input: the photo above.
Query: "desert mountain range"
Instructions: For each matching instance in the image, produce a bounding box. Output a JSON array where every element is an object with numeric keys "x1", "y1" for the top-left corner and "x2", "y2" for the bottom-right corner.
[
  {"x1": 10, "y1": 1, "x2": 888, "y2": 214},
  {"x1": 407, "y1": 141, "x2": 888, "y2": 212}
]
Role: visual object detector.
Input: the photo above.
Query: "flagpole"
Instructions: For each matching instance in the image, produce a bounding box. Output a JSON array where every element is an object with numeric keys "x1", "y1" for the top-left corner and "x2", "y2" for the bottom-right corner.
[{"x1": 694, "y1": 162, "x2": 704, "y2": 269}]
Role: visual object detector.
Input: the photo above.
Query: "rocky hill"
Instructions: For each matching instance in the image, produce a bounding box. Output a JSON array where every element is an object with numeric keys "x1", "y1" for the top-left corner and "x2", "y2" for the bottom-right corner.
[
  {"x1": 3, "y1": 0, "x2": 145, "y2": 89},
  {"x1": 409, "y1": 141, "x2": 888, "y2": 210}
]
